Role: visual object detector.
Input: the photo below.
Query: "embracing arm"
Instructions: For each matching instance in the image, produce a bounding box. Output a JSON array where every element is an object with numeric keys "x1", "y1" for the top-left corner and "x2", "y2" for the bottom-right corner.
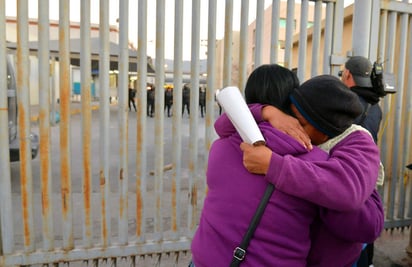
[
  {"x1": 214, "y1": 104, "x2": 265, "y2": 138},
  {"x1": 215, "y1": 103, "x2": 311, "y2": 149},
  {"x1": 320, "y1": 189, "x2": 384, "y2": 243},
  {"x1": 264, "y1": 130, "x2": 380, "y2": 211}
]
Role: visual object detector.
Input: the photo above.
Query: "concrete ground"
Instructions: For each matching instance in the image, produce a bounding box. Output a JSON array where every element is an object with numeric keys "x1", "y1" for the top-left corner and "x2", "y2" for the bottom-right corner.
[{"x1": 374, "y1": 227, "x2": 412, "y2": 267}]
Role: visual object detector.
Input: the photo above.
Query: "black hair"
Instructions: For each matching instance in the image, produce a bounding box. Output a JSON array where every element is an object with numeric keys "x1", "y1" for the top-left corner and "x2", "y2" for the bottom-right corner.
[{"x1": 244, "y1": 64, "x2": 299, "y2": 114}]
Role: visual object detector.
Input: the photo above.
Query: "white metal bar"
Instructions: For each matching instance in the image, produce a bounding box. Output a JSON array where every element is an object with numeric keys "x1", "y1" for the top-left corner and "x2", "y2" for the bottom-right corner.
[
  {"x1": 99, "y1": 0, "x2": 112, "y2": 247},
  {"x1": 393, "y1": 9, "x2": 409, "y2": 219},
  {"x1": 188, "y1": 0, "x2": 201, "y2": 234},
  {"x1": 154, "y1": 0, "x2": 166, "y2": 241},
  {"x1": 118, "y1": 0, "x2": 130, "y2": 245},
  {"x1": 322, "y1": 2, "x2": 333, "y2": 74},
  {"x1": 284, "y1": 0, "x2": 295, "y2": 68},
  {"x1": 17, "y1": 0, "x2": 35, "y2": 252},
  {"x1": 369, "y1": 0, "x2": 381, "y2": 61},
  {"x1": 238, "y1": 0, "x2": 249, "y2": 93},
  {"x1": 270, "y1": 0, "x2": 280, "y2": 64},
  {"x1": 38, "y1": 0, "x2": 54, "y2": 251},
  {"x1": 330, "y1": 0, "x2": 344, "y2": 75},
  {"x1": 254, "y1": 0, "x2": 264, "y2": 67},
  {"x1": 405, "y1": 14, "x2": 412, "y2": 219},
  {"x1": 0, "y1": 0, "x2": 14, "y2": 254},
  {"x1": 59, "y1": 0, "x2": 74, "y2": 250},
  {"x1": 171, "y1": 0, "x2": 184, "y2": 240},
  {"x1": 352, "y1": 0, "x2": 372, "y2": 57},
  {"x1": 81, "y1": 0, "x2": 93, "y2": 248},
  {"x1": 310, "y1": 0, "x2": 322, "y2": 77},
  {"x1": 297, "y1": 0, "x2": 309, "y2": 81},
  {"x1": 223, "y1": 0, "x2": 233, "y2": 87},
  {"x1": 136, "y1": 0, "x2": 148, "y2": 242},
  {"x1": 205, "y1": 0, "x2": 217, "y2": 191},
  {"x1": 385, "y1": 11, "x2": 398, "y2": 220}
]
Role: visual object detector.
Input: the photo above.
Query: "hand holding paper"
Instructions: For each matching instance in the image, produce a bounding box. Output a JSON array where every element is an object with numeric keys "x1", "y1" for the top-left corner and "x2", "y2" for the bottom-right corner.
[{"x1": 216, "y1": 86, "x2": 265, "y2": 146}]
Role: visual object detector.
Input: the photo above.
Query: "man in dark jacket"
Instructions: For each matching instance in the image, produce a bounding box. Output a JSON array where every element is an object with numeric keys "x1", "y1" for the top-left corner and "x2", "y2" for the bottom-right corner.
[
  {"x1": 339, "y1": 55, "x2": 386, "y2": 267},
  {"x1": 164, "y1": 86, "x2": 173, "y2": 117},
  {"x1": 182, "y1": 85, "x2": 190, "y2": 117},
  {"x1": 199, "y1": 87, "x2": 206, "y2": 118},
  {"x1": 147, "y1": 86, "x2": 155, "y2": 117},
  {"x1": 128, "y1": 87, "x2": 137, "y2": 112}
]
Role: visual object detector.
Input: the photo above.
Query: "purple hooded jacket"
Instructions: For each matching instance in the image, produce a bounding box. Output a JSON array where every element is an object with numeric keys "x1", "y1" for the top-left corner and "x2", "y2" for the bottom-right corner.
[
  {"x1": 197, "y1": 104, "x2": 383, "y2": 266},
  {"x1": 192, "y1": 121, "x2": 328, "y2": 266}
]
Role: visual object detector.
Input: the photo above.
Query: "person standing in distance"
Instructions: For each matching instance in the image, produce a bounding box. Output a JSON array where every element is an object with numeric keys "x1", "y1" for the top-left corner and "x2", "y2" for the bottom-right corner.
[
  {"x1": 339, "y1": 56, "x2": 384, "y2": 143},
  {"x1": 128, "y1": 86, "x2": 137, "y2": 112},
  {"x1": 182, "y1": 85, "x2": 190, "y2": 117},
  {"x1": 339, "y1": 56, "x2": 385, "y2": 267}
]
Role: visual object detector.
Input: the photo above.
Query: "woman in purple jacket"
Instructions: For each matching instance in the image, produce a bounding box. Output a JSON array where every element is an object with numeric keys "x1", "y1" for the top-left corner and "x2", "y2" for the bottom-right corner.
[{"x1": 191, "y1": 65, "x2": 383, "y2": 266}]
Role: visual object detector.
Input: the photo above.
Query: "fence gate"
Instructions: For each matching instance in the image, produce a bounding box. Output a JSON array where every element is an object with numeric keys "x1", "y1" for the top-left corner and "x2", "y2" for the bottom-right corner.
[{"x1": 0, "y1": 0, "x2": 411, "y2": 266}]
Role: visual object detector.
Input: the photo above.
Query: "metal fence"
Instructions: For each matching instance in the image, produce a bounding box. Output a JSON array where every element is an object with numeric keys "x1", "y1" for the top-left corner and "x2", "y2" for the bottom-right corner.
[{"x1": 0, "y1": 0, "x2": 411, "y2": 266}]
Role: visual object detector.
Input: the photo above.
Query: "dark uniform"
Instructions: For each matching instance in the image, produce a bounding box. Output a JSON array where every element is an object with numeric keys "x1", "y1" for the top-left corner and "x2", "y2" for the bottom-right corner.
[
  {"x1": 164, "y1": 87, "x2": 173, "y2": 117},
  {"x1": 147, "y1": 87, "x2": 155, "y2": 117},
  {"x1": 128, "y1": 88, "x2": 136, "y2": 112},
  {"x1": 199, "y1": 87, "x2": 206, "y2": 118},
  {"x1": 182, "y1": 85, "x2": 190, "y2": 116}
]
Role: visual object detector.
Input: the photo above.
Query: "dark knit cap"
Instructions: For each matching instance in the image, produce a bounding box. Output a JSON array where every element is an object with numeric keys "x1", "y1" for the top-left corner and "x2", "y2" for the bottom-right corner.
[
  {"x1": 290, "y1": 75, "x2": 363, "y2": 137},
  {"x1": 345, "y1": 56, "x2": 373, "y2": 87}
]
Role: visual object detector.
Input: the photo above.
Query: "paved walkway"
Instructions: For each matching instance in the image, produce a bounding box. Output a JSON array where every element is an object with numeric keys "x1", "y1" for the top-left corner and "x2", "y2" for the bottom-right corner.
[{"x1": 374, "y1": 228, "x2": 412, "y2": 267}]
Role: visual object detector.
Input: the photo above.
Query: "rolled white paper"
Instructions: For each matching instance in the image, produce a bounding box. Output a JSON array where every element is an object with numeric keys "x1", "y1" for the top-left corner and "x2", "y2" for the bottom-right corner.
[{"x1": 216, "y1": 86, "x2": 265, "y2": 146}]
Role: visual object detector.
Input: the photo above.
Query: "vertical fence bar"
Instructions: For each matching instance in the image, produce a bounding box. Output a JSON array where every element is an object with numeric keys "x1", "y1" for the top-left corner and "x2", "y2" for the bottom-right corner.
[
  {"x1": 118, "y1": 0, "x2": 130, "y2": 245},
  {"x1": 81, "y1": 0, "x2": 93, "y2": 248},
  {"x1": 205, "y1": 0, "x2": 217, "y2": 174},
  {"x1": 59, "y1": 0, "x2": 74, "y2": 250},
  {"x1": 223, "y1": 0, "x2": 233, "y2": 87},
  {"x1": 322, "y1": 2, "x2": 333, "y2": 74},
  {"x1": 394, "y1": 10, "x2": 408, "y2": 219},
  {"x1": 136, "y1": 0, "x2": 148, "y2": 242},
  {"x1": 17, "y1": 0, "x2": 35, "y2": 252},
  {"x1": 189, "y1": 0, "x2": 201, "y2": 234},
  {"x1": 171, "y1": 0, "x2": 183, "y2": 239},
  {"x1": 238, "y1": 0, "x2": 249, "y2": 93},
  {"x1": 385, "y1": 11, "x2": 397, "y2": 221},
  {"x1": 376, "y1": 3, "x2": 387, "y2": 201},
  {"x1": 352, "y1": 0, "x2": 372, "y2": 57},
  {"x1": 254, "y1": 0, "x2": 264, "y2": 67},
  {"x1": 284, "y1": 0, "x2": 295, "y2": 68},
  {"x1": 154, "y1": 0, "x2": 165, "y2": 241},
  {"x1": 368, "y1": 0, "x2": 380, "y2": 61},
  {"x1": 38, "y1": 0, "x2": 54, "y2": 251},
  {"x1": 297, "y1": 0, "x2": 309, "y2": 81},
  {"x1": 99, "y1": 0, "x2": 111, "y2": 247},
  {"x1": 401, "y1": 2, "x2": 412, "y2": 256},
  {"x1": 377, "y1": 10, "x2": 388, "y2": 176},
  {"x1": 310, "y1": 0, "x2": 322, "y2": 77},
  {"x1": 0, "y1": 0, "x2": 14, "y2": 255},
  {"x1": 270, "y1": 0, "x2": 280, "y2": 64},
  {"x1": 330, "y1": 0, "x2": 344, "y2": 75},
  {"x1": 406, "y1": 17, "x2": 412, "y2": 220}
]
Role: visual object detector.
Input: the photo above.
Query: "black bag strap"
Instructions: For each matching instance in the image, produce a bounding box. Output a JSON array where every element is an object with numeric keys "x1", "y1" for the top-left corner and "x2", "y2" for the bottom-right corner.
[{"x1": 230, "y1": 184, "x2": 275, "y2": 267}]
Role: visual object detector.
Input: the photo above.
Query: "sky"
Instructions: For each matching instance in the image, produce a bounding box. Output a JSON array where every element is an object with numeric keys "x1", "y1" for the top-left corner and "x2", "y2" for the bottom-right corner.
[{"x1": 6, "y1": 0, "x2": 354, "y2": 60}]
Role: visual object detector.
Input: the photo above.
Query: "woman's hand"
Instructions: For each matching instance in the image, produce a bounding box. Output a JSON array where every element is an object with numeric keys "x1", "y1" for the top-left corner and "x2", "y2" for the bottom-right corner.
[
  {"x1": 240, "y1": 143, "x2": 272, "y2": 175},
  {"x1": 262, "y1": 105, "x2": 312, "y2": 150}
]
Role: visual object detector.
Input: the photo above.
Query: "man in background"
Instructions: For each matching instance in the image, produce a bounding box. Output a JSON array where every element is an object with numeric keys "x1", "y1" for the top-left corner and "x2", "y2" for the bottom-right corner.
[{"x1": 339, "y1": 56, "x2": 386, "y2": 267}]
